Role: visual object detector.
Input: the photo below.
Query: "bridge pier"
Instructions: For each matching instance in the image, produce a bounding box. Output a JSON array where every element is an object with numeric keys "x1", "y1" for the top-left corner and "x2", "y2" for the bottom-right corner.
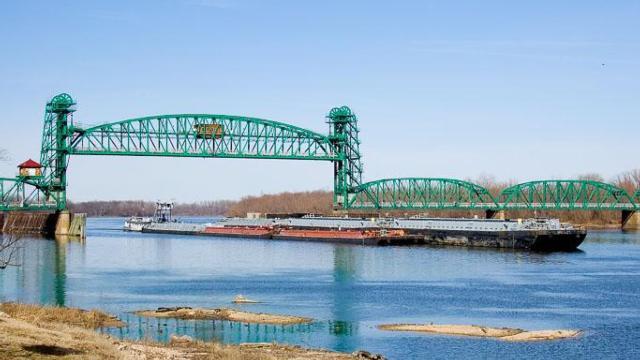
[
  {"x1": 622, "y1": 210, "x2": 640, "y2": 231},
  {"x1": 485, "y1": 209, "x2": 505, "y2": 220},
  {"x1": 0, "y1": 210, "x2": 85, "y2": 238},
  {"x1": 55, "y1": 210, "x2": 71, "y2": 236},
  {"x1": 55, "y1": 211, "x2": 86, "y2": 238}
]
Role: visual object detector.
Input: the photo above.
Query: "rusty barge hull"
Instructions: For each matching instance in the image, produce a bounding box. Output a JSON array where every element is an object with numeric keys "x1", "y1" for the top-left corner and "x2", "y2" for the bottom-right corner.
[
  {"x1": 135, "y1": 217, "x2": 587, "y2": 251},
  {"x1": 397, "y1": 229, "x2": 585, "y2": 251}
]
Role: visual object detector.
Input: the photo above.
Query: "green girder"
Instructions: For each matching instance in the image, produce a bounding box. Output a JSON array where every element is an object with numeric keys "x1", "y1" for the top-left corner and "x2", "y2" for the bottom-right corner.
[
  {"x1": 16, "y1": 93, "x2": 365, "y2": 211},
  {"x1": 346, "y1": 177, "x2": 499, "y2": 210},
  {"x1": 0, "y1": 177, "x2": 55, "y2": 211},
  {"x1": 70, "y1": 114, "x2": 337, "y2": 160},
  {"x1": 2, "y1": 93, "x2": 639, "y2": 214},
  {"x1": 39, "y1": 93, "x2": 76, "y2": 210},
  {"x1": 327, "y1": 106, "x2": 363, "y2": 208},
  {"x1": 499, "y1": 180, "x2": 639, "y2": 211}
]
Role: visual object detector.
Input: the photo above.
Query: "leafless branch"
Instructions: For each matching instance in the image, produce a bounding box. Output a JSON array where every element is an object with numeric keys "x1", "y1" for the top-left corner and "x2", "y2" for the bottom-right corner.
[{"x1": 0, "y1": 234, "x2": 22, "y2": 269}]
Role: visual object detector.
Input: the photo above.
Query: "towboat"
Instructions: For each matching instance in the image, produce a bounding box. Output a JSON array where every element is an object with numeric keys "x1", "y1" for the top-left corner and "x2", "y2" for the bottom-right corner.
[{"x1": 123, "y1": 201, "x2": 175, "y2": 232}]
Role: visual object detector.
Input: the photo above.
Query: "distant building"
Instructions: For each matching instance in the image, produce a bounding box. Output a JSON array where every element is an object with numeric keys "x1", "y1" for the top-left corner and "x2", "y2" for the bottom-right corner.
[
  {"x1": 18, "y1": 159, "x2": 42, "y2": 178},
  {"x1": 246, "y1": 212, "x2": 264, "y2": 219}
]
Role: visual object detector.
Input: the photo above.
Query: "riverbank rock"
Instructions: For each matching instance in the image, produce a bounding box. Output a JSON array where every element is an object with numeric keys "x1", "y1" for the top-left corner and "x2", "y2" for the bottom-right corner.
[
  {"x1": 169, "y1": 334, "x2": 193, "y2": 344},
  {"x1": 233, "y1": 295, "x2": 260, "y2": 304},
  {"x1": 353, "y1": 350, "x2": 387, "y2": 359}
]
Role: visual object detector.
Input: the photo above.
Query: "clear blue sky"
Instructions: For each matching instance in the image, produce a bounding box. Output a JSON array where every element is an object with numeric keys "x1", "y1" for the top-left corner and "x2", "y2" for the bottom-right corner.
[{"x1": 1, "y1": 0, "x2": 638, "y2": 202}]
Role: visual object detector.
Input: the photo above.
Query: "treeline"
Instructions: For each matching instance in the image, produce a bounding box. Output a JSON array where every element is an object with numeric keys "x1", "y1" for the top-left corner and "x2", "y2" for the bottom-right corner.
[
  {"x1": 68, "y1": 191, "x2": 333, "y2": 218},
  {"x1": 226, "y1": 190, "x2": 333, "y2": 217},
  {"x1": 68, "y1": 200, "x2": 233, "y2": 217}
]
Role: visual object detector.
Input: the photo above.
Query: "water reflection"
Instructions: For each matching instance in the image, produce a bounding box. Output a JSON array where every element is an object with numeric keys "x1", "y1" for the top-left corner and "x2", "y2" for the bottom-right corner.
[
  {"x1": 586, "y1": 230, "x2": 640, "y2": 244},
  {"x1": 330, "y1": 246, "x2": 359, "y2": 350},
  {"x1": 1, "y1": 220, "x2": 640, "y2": 359},
  {"x1": 0, "y1": 237, "x2": 72, "y2": 306}
]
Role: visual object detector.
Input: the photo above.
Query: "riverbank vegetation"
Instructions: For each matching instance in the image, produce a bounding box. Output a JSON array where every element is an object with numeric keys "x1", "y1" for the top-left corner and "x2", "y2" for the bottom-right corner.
[
  {"x1": 226, "y1": 190, "x2": 333, "y2": 216},
  {"x1": 69, "y1": 200, "x2": 234, "y2": 217},
  {"x1": 0, "y1": 302, "x2": 373, "y2": 359}
]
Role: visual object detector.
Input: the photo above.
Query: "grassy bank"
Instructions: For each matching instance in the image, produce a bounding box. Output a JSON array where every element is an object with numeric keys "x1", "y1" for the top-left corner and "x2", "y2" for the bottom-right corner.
[{"x1": 0, "y1": 303, "x2": 375, "y2": 360}]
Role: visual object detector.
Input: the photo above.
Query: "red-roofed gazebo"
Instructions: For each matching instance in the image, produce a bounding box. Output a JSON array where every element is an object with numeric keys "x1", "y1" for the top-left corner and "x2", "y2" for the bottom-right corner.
[{"x1": 17, "y1": 159, "x2": 42, "y2": 177}]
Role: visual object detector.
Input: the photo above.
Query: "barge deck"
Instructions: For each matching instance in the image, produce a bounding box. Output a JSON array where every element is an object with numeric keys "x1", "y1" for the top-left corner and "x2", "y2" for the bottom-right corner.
[{"x1": 135, "y1": 216, "x2": 586, "y2": 251}]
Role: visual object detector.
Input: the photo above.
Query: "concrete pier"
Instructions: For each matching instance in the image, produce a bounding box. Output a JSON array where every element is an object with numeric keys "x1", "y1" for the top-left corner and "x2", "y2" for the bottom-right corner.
[
  {"x1": 55, "y1": 211, "x2": 71, "y2": 236},
  {"x1": 622, "y1": 210, "x2": 640, "y2": 231},
  {"x1": 1, "y1": 212, "x2": 57, "y2": 235},
  {"x1": 1, "y1": 211, "x2": 86, "y2": 238}
]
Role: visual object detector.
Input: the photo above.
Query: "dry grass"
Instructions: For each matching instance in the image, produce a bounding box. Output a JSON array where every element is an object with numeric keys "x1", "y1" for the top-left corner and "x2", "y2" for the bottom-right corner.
[
  {"x1": 0, "y1": 310, "x2": 121, "y2": 359},
  {"x1": 0, "y1": 302, "x2": 366, "y2": 359},
  {"x1": 0, "y1": 302, "x2": 124, "y2": 329}
]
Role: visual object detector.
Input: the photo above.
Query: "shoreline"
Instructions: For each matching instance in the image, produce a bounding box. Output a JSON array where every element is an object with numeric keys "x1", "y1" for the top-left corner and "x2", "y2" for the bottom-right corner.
[
  {"x1": 0, "y1": 302, "x2": 378, "y2": 359},
  {"x1": 135, "y1": 306, "x2": 313, "y2": 325}
]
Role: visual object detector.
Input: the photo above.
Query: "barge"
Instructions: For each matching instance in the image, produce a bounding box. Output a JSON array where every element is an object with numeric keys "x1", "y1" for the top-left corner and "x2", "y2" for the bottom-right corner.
[{"x1": 129, "y1": 215, "x2": 586, "y2": 251}]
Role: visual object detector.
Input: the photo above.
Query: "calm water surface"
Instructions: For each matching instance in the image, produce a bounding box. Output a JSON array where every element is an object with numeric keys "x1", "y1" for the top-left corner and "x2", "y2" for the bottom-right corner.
[{"x1": 1, "y1": 217, "x2": 639, "y2": 359}]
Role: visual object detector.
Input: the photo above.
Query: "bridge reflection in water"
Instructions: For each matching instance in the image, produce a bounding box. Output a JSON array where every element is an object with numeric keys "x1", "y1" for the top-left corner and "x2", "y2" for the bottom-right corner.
[
  {"x1": 0, "y1": 237, "x2": 74, "y2": 306},
  {"x1": 0, "y1": 235, "x2": 362, "y2": 346}
]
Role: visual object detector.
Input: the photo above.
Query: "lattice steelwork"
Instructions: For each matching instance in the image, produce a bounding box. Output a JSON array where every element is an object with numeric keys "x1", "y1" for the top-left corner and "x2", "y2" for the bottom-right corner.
[
  {"x1": 0, "y1": 178, "x2": 54, "y2": 211},
  {"x1": 70, "y1": 115, "x2": 336, "y2": 160},
  {"x1": 347, "y1": 178, "x2": 499, "y2": 210},
  {"x1": 37, "y1": 93, "x2": 77, "y2": 210},
  {"x1": 499, "y1": 180, "x2": 639, "y2": 210},
  {"x1": 327, "y1": 106, "x2": 364, "y2": 208},
  {"x1": 2, "y1": 93, "x2": 640, "y2": 213}
]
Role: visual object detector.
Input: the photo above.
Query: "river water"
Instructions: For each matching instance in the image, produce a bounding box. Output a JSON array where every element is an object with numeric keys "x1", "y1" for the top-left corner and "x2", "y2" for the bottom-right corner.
[{"x1": 1, "y1": 217, "x2": 639, "y2": 359}]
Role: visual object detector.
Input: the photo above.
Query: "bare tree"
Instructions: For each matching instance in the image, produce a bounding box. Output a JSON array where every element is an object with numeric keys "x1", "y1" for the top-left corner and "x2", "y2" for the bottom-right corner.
[
  {"x1": 614, "y1": 169, "x2": 640, "y2": 195},
  {"x1": 0, "y1": 235, "x2": 21, "y2": 269}
]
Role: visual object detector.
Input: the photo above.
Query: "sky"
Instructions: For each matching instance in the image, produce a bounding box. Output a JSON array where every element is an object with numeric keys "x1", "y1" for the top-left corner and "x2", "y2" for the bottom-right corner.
[{"x1": 0, "y1": 0, "x2": 638, "y2": 202}]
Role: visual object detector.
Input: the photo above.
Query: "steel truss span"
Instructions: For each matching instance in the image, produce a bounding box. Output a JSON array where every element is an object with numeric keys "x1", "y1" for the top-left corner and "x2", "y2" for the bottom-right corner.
[
  {"x1": 70, "y1": 115, "x2": 337, "y2": 160},
  {"x1": 4, "y1": 93, "x2": 362, "y2": 211},
  {"x1": 347, "y1": 178, "x2": 499, "y2": 210},
  {"x1": 1, "y1": 93, "x2": 639, "y2": 213},
  {"x1": 499, "y1": 180, "x2": 639, "y2": 211}
]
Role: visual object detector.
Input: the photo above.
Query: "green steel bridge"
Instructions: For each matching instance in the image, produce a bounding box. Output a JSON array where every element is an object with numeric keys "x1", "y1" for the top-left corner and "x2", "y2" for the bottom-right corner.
[{"x1": 1, "y1": 93, "x2": 639, "y2": 218}]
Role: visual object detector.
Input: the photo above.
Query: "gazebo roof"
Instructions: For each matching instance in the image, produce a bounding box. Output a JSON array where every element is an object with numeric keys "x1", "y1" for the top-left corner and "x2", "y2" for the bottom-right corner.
[{"x1": 17, "y1": 159, "x2": 42, "y2": 169}]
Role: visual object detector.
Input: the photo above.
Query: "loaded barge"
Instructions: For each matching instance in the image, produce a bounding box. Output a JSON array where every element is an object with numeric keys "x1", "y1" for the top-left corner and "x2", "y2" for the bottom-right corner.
[{"x1": 134, "y1": 215, "x2": 586, "y2": 251}]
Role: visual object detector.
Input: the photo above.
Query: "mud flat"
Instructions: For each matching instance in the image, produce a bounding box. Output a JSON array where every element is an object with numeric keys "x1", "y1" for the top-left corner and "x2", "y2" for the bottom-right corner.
[
  {"x1": 136, "y1": 306, "x2": 313, "y2": 325},
  {"x1": 378, "y1": 324, "x2": 581, "y2": 342}
]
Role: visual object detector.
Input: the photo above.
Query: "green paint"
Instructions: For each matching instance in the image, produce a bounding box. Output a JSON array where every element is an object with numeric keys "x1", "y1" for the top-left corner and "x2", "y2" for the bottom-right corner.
[
  {"x1": 347, "y1": 177, "x2": 499, "y2": 210},
  {"x1": 499, "y1": 180, "x2": 638, "y2": 211},
  {"x1": 1, "y1": 93, "x2": 639, "y2": 213}
]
